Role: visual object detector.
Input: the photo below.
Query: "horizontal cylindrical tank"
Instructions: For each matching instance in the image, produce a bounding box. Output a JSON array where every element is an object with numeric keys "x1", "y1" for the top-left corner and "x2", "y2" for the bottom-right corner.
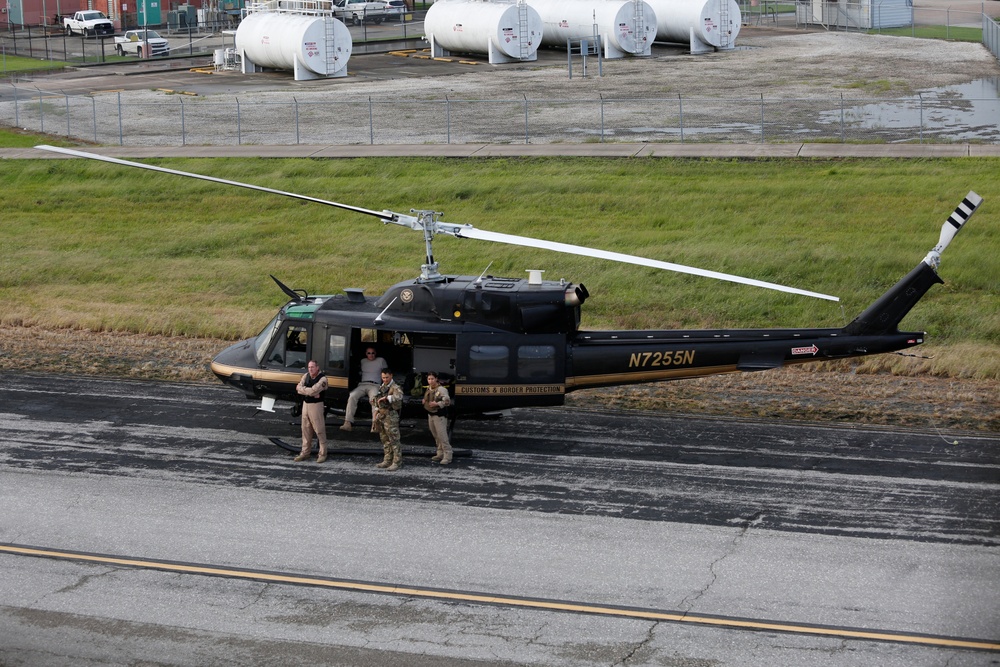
[
  {"x1": 235, "y1": 13, "x2": 352, "y2": 76},
  {"x1": 424, "y1": 0, "x2": 543, "y2": 60},
  {"x1": 528, "y1": 0, "x2": 657, "y2": 56},
  {"x1": 645, "y1": 0, "x2": 741, "y2": 50}
]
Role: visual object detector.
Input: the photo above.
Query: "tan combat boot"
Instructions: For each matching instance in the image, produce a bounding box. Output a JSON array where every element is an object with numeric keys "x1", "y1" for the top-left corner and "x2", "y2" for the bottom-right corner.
[
  {"x1": 386, "y1": 450, "x2": 402, "y2": 471},
  {"x1": 376, "y1": 451, "x2": 392, "y2": 468},
  {"x1": 293, "y1": 454, "x2": 309, "y2": 462},
  {"x1": 439, "y1": 445, "x2": 453, "y2": 465},
  {"x1": 431, "y1": 445, "x2": 443, "y2": 463}
]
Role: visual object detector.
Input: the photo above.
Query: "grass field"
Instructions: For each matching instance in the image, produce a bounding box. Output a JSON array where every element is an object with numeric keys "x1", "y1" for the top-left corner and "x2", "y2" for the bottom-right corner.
[
  {"x1": 2, "y1": 150, "x2": 997, "y2": 379},
  {"x1": 0, "y1": 54, "x2": 69, "y2": 74},
  {"x1": 869, "y1": 25, "x2": 984, "y2": 42}
]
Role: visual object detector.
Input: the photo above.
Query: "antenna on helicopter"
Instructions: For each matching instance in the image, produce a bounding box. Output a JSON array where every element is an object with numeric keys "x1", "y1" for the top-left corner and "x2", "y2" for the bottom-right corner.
[
  {"x1": 923, "y1": 191, "x2": 982, "y2": 270},
  {"x1": 474, "y1": 261, "x2": 494, "y2": 287},
  {"x1": 374, "y1": 297, "x2": 398, "y2": 325},
  {"x1": 35, "y1": 145, "x2": 839, "y2": 301}
]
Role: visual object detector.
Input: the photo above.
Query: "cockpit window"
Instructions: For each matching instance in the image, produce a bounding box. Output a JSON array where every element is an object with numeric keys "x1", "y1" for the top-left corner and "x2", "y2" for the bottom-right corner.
[
  {"x1": 268, "y1": 325, "x2": 309, "y2": 369},
  {"x1": 254, "y1": 314, "x2": 281, "y2": 364}
]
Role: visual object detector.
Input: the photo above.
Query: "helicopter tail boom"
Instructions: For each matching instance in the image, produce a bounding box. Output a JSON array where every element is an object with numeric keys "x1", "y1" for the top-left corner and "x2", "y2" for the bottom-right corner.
[{"x1": 842, "y1": 191, "x2": 981, "y2": 337}]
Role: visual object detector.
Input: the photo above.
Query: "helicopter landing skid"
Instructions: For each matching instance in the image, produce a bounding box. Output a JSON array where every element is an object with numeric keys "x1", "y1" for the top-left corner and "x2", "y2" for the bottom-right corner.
[{"x1": 268, "y1": 437, "x2": 472, "y2": 458}]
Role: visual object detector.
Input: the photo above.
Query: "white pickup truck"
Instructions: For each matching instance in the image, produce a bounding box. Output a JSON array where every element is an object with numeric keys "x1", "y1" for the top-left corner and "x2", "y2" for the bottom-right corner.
[
  {"x1": 114, "y1": 29, "x2": 171, "y2": 58},
  {"x1": 63, "y1": 10, "x2": 115, "y2": 37},
  {"x1": 332, "y1": 0, "x2": 389, "y2": 25}
]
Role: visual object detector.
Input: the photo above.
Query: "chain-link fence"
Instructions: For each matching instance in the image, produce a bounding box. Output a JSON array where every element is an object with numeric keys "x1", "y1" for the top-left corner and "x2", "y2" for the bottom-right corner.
[
  {"x1": 985, "y1": 13, "x2": 1000, "y2": 60},
  {"x1": 0, "y1": 14, "x2": 425, "y2": 67},
  {"x1": 5, "y1": 86, "x2": 998, "y2": 145}
]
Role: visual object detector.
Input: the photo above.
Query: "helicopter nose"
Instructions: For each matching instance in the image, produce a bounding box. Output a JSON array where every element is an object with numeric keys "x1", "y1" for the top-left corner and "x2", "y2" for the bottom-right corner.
[{"x1": 210, "y1": 339, "x2": 256, "y2": 379}]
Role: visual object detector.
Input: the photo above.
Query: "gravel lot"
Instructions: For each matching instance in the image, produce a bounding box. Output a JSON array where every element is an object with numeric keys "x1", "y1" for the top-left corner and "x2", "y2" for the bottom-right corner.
[{"x1": 6, "y1": 26, "x2": 999, "y2": 145}]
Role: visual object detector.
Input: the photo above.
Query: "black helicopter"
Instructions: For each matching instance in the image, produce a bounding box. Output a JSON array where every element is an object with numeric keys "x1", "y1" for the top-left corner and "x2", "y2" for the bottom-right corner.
[{"x1": 37, "y1": 145, "x2": 982, "y2": 430}]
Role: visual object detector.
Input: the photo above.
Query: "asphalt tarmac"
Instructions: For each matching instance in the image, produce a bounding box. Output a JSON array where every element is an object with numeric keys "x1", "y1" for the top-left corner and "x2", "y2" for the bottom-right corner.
[{"x1": 0, "y1": 372, "x2": 997, "y2": 665}]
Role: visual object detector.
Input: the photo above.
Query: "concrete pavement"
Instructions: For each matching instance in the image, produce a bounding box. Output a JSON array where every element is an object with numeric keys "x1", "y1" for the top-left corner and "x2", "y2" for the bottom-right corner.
[{"x1": 4, "y1": 143, "x2": 1000, "y2": 159}]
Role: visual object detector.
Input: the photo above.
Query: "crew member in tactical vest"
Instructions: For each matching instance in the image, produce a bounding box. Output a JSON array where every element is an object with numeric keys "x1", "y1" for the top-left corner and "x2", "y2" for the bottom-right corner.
[
  {"x1": 295, "y1": 360, "x2": 329, "y2": 463},
  {"x1": 422, "y1": 371, "x2": 453, "y2": 465},
  {"x1": 373, "y1": 369, "x2": 404, "y2": 471}
]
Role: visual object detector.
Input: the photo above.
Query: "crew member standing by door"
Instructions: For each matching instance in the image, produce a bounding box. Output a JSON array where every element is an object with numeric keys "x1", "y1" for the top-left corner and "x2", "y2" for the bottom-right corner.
[
  {"x1": 295, "y1": 360, "x2": 329, "y2": 463},
  {"x1": 422, "y1": 371, "x2": 453, "y2": 465}
]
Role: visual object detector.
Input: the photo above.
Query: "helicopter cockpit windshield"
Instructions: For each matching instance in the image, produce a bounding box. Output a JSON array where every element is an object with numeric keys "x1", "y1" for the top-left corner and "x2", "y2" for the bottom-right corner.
[{"x1": 253, "y1": 314, "x2": 282, "y2": 364}]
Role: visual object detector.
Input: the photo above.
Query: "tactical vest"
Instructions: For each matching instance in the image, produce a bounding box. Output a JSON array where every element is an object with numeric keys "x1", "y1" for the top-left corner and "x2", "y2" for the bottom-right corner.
[{"x1": 301, "y1": 371, "x2": 326, "y2": 403}]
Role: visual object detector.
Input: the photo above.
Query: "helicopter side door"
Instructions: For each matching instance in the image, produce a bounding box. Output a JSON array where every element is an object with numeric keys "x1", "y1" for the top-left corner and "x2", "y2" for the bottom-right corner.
[
  {"x1": 318, "y1": 325, "x2": 349, "y2": 397},
  {"x1": 454, "y1": 333, "x2": 566, "y2": 412}
]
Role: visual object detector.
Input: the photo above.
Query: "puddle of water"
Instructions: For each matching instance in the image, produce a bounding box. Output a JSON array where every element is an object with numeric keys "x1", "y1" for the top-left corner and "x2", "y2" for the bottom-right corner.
[{"x1": 820, "y1": 77, "x2": 1000, "y2": 142}]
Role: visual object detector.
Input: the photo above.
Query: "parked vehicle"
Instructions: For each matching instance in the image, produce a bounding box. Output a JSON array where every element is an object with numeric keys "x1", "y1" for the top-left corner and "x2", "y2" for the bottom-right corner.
[
  {"x1": 332, "y1": 0, "x2": 389, "y2": 25},
  {"x1": 63, "y1": 10, "x2": 115, "y2": 37},
  {"x1": 385, "y1": 0, "x2": 407, "y2": 18},
  {"x1": 114, "y1": 29, "x2": 171, "y2": 58}
]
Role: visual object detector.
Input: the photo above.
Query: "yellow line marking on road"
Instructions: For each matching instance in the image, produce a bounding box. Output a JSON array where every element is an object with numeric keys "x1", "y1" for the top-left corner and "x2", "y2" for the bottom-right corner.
[{"x1": 2, "y1": 542, "x2": 997, "y2": 652}]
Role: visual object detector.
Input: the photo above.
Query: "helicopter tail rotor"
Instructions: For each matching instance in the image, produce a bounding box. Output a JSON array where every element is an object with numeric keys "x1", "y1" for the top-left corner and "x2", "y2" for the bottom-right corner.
[
  {"x1": 923, "y1": 191, "x2": 982, "y2": 270},
  {"x1": 844, "y1": 191, "x2": 983, "y2": 336}
]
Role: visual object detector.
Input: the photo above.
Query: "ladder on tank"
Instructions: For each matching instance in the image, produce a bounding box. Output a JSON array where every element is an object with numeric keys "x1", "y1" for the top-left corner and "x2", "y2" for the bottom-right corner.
[
  {"x1": 632, "y1": 0, "x2": 646, "y2": 53},
  {"x1": 717, "y1": 0, "x2": 732, "y2": 49},
  {"x1": 517, "y1": 0, "x2": 530, "y2": 60},
  {"x1": 324, "y1": 16, "x2": 338, "y2": 75}
]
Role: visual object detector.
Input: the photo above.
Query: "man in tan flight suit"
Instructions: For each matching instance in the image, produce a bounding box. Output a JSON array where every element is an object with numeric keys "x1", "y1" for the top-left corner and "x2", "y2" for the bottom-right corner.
[
  {"x1": 295, "y1": 360, "x2": 329, "y2": 463},
  {"x1": 422, "y1": 371, "x2": 453, "y2": 465}
]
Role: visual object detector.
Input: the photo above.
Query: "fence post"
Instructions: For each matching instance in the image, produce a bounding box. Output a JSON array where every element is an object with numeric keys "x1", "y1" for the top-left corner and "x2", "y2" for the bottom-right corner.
[
  {"x1": 600, "y1": 93, "x2": 604, "y2": 143},
  {"x1": 37, "y1": 88, "x2": 44, "y2": 134},
  {"x1": 918, "y1": 93, "x2": 923, "y2": 144},
  {"x1": 840, "y1": 93, "x2": 845, "y2": 142},
  {"x1": 678, "y1": 93, "x2": 684, "y2": 144},
  {"x1": 180, "y1": 96, "x2": 186, "y2": 146},
  {"x1": 369, "y1": 96, "x2": 374, "y2": 145},
  {"x1": 446, "y1": 95, "x2": 451, "y2": 145},
  {"x1": 91, "y1": 96, "x2": 97, "y2": 143},
  {"x1": 294, "y1": 97, "x2": 300, "y2": 145},
  {"x1": 237, "y1": 97, "x2": 242, "y2": 145},
  {"x1": 65, "y1": 93, "x2": 70, "y2": 137},
  {"x1": 760, "y1": 93, "x2": 765, "y2": 143},
  {"x1": 523, "y1": 94, "x2": 529, "y2": 144},
  {"x1": 117, "y1": 91, "x2": 124, "y2": 146},
  {"x1": 12, "y1": 83, "x2": 19, "y2": 128}
]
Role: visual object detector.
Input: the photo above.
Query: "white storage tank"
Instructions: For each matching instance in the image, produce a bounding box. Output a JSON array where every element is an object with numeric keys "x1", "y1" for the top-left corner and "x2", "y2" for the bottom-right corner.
[
  {"x1": 235, "y1": 12, "x2": 352, "y2": 80},
  {"x1": 425, "y1": 0, "x2": 543, "y2": 64},
  {"x1": 645, "y1": 0, "x2": 740, "y2": 53},
  {"x1": 528, "y1": 0, "x2": 657, "y2": 59}
]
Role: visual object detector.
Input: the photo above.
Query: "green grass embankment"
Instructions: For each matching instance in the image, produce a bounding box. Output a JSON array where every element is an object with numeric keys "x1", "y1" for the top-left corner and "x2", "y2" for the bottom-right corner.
[{"x1": 1, "y1": 154, "x2": 997, "y2": 379}]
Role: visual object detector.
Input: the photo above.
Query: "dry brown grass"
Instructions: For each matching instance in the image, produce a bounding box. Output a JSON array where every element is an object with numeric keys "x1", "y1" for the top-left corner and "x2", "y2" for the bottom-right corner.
[{"x1": 2, "y1": 324, "x2": 996, "y2": 433}]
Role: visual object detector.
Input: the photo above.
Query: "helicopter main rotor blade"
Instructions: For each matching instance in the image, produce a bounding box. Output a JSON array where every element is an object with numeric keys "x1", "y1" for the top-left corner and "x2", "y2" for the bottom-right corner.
[
  {"x1": 34, "y1": 145, "x2": 389, "y2": 221},
  {"x1": 37, "y1": 144, "x2": 837, "y2": 300},
  {"x1": 454, "y1": 227, "x2": 840, "y2": 302}
]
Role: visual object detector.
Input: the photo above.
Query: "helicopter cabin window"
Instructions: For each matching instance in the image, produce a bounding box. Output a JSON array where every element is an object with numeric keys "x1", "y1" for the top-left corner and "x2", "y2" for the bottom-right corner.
[
  {"x1": 326, "y1": 334, "x2": 346, "y2": 371},
  {"x1": 517, "y1": 345, "x2": 556, "y2": 380},
  {"x1": 469, "y1": 345, "x2": 508, "y2": 379},
  {"x1": 268, "y1": 325, "x2": 309, "y2": 369}
]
